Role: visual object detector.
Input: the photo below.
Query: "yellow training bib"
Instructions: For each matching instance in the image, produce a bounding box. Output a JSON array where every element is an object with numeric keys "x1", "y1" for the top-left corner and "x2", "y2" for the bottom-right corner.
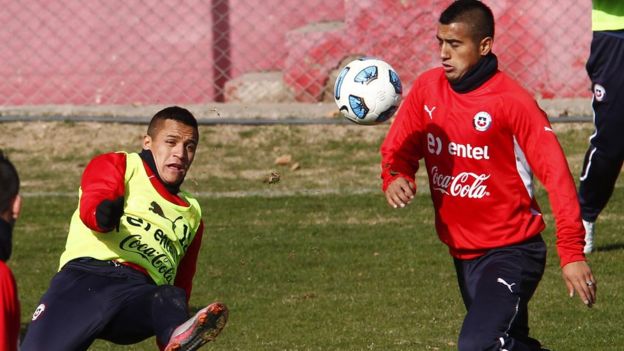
[
  {"x1": 59, "y1": 152, "x2": 201, "y2": 285},
  {"x1": 592, "y1": 0, "x2": 624, "y2": 31}
]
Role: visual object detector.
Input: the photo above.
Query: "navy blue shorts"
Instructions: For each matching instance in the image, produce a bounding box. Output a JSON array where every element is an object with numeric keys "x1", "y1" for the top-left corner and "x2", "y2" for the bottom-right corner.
[
  {"x1": 453, "y1": 235, "x2": 546, "y2": 351},
  {"x1": 20, "y1": 258, "x2": 189, "y2": 351},
  {"x1": 585, "y1": 30, "x2": 624, "y2": 159},
  {"x1": 578, "y1": 31, "x2": 624, "y2": 221}
]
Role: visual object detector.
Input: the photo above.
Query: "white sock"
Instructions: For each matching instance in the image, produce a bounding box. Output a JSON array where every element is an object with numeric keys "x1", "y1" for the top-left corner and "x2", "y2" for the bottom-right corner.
[{"x1": 582, "y1": 220, "x2": 595, "y2": 254}]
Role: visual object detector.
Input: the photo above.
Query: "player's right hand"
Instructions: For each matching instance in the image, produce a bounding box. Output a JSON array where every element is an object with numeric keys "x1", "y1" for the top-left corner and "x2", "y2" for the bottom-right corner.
[
  {"x1": 95, "y1": 196, "x2": 124, "y2": 232},
  {"x1": 385, "y1": 177, "x2": 416, "y2": 208}
]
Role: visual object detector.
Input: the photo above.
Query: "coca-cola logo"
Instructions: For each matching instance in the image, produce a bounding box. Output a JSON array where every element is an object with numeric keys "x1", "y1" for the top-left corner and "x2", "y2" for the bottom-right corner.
[
  {"x1": 430, "y1": 166, "x2": 490, "y2": 198},
  {"x1": 121, "y1": 214, "x2": 183, "y2": 284},
  {"x1": 119, "y1": 234, "x2": 176, "y2": 283}
]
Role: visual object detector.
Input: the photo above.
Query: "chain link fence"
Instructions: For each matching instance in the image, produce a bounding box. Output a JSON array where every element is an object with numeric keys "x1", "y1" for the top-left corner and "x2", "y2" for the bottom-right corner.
[{"x1": 0, "y1": 0, "x2": 591, "y2": 106}]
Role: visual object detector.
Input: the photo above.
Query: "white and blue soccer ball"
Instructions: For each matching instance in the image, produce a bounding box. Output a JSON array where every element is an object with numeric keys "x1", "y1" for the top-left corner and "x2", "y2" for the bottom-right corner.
[{"x1": 334, "y1": 57, "x2": 402, "y2": 125}]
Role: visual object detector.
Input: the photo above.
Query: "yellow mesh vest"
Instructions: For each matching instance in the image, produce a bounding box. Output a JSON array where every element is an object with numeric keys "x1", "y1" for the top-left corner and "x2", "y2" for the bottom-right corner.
[
  {"x1": 59, "y1": 152, "x2": 202, "y2": 285},
  {"x1": 592, "y1": 0, "x2": 624, "y2": 31}
]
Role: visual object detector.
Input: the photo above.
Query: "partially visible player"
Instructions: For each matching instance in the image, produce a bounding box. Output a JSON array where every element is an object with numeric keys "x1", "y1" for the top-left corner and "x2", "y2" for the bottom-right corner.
[
  {"x1": 380, "y1": 1, "x2": 596, "y2": 349},
  {"x1": 0, "y1": 151, "x2": 21, "y2": 351},
  {"x1": 578, "y1": 0, "x2": 624, "y2": 254},
  {"x1": 20, "y1": 106, "x2": 228, "y2": 351}
]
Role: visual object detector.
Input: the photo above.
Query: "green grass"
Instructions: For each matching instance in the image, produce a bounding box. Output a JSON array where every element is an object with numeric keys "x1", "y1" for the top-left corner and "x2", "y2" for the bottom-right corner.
[{"x1": 6, "y1": 122, "x2": 624, "y2": 350}]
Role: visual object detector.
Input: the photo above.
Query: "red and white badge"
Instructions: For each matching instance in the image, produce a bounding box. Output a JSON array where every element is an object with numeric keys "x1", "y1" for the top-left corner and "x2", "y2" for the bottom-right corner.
[
  {"x1": 594, "y1": 84, "x2": 606, "y2": 102},
  {"x1": 473, "y1": 111, "x2": 492, "y2": 132}
]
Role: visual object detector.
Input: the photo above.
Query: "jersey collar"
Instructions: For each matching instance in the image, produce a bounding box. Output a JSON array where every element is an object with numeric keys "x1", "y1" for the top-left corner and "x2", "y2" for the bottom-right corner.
[{"x1": 450, "y1": 53, "x2": 498, "y2": 94}]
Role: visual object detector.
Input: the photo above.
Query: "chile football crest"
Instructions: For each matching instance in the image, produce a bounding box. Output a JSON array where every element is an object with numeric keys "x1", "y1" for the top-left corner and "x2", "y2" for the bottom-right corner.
[
  {"x1": 593, "y1": 84, "x2": 606, "y2": 102},
  {"x1": 473, "y1": 111, "x2": 492, "y2": 132}
]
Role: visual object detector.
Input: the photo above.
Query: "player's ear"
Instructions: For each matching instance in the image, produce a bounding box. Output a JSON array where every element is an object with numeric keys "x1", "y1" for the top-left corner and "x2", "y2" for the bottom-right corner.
[
  {"x1": 479, "y1": 36, "x2": 493, "y2": 56},
  {"x1": 143, "y1": 134, "x2": 152, "y2": 150},
  {"x1": 10, "y1": 195, "x2": 21, "y2": 221}
]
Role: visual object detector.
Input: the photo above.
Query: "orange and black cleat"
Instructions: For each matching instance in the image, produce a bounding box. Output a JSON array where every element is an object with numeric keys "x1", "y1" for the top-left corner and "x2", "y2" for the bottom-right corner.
[{"x1": 165, "y1": 302, "x2": 228, "y2": 351}]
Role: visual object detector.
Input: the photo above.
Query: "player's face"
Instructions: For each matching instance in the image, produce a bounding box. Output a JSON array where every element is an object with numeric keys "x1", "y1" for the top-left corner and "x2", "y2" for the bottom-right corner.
[
  {"x1": 142, "y1": 119, "x2": 198, "y2": 186},
  {"x1": 436, "y1": 22, "x2": 491, "y2": 83}
]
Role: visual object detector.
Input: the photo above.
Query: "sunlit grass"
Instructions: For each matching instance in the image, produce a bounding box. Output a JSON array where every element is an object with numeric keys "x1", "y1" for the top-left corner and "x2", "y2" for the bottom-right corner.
[{"x1": 7, "y1": 122, "x2": 624, "y2": 350}]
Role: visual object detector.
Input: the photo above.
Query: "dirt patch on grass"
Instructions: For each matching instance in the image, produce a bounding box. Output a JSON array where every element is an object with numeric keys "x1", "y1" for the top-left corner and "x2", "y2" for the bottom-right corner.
[
  {"x1": 0, "y1": 121, "x2": 390, "y2": 194},
  {"x1": 0, "y1": 121, "x2": 593, "y2": 195}
]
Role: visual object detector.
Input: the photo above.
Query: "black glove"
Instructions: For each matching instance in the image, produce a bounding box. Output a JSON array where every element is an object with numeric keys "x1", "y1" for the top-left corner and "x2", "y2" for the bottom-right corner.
[{"x1": 95, "y1": 196, "x2": 124, "y2": 232}]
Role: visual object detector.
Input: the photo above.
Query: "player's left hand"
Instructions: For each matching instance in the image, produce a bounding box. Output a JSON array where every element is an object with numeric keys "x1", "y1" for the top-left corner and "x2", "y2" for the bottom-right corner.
[{"x1": 561, "y1": 260, "x2": 596, "y2": 308}]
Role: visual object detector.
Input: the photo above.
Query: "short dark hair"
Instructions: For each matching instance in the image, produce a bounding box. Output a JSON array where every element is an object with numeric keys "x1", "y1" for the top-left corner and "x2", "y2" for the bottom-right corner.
[
  {"x1": 0, "y1": 151, "x2": 19, "y2": 214},
  {"x1": 147, "y1": 106, "x2": 198, "y2": 137},
  {"x1": 439, "y1": 0, "x2": 495, "y2": 42}
]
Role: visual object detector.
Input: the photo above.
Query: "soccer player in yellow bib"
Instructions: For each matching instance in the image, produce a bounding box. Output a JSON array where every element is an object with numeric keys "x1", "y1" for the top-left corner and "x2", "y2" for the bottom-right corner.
[{"x1": 21, "y1": 106, "x2": 228, "y2": 351}]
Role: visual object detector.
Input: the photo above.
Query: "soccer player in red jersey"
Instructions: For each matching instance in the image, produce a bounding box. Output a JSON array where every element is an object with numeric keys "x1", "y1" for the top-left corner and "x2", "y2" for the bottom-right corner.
[
  {"x1": 381, "y1": 1, "x2": 596, "y2": 349},
  {"x1": 0, "y1": 151, "x2": 21, "y2": 351}
]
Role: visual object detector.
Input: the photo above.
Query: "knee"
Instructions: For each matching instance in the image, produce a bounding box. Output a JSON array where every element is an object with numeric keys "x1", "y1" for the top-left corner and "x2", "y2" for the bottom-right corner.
[{"x1": 153, "y1": 285, "x2": 187, "y2": 307}]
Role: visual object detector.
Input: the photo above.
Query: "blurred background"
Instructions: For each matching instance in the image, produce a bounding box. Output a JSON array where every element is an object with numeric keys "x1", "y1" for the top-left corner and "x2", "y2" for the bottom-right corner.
[{"x1": 0, "y1": 0, "x2": 590, "y2": 108}]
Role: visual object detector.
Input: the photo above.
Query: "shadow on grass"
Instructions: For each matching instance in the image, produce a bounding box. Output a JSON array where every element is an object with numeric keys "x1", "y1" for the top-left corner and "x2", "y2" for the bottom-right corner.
[{"x1": 596, "y1": 242, "x2": 624, "y2": 253}]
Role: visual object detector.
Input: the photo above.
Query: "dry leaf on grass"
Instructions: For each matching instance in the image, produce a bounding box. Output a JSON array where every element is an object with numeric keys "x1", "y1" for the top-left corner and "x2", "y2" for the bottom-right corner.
[
  {"x1": 264, "y1": 171, "x2": 281, "y2": 184},
  {"x1": 274, "y1": 154, "x2": 292, "y2": 165}
]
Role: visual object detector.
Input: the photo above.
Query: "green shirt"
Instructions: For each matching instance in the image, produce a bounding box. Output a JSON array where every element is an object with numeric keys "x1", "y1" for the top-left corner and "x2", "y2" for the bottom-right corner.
[{"x1": 593, "y1": 0, "x2": 624, "y2": 31}]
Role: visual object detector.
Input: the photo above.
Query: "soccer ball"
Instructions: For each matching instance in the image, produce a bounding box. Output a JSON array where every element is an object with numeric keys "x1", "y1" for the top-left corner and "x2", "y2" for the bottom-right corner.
[{"x1": 333, "y1": 57, "x2": 403, "y2": 125}]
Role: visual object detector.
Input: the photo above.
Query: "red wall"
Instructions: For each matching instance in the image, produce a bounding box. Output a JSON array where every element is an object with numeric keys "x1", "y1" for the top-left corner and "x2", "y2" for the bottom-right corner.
[
  {"x1": 0, "y1": 0, "x2": 591, "y2": 105},
  {"x1": 284, "y1": 0, "x2": 592, "y2": 101}
]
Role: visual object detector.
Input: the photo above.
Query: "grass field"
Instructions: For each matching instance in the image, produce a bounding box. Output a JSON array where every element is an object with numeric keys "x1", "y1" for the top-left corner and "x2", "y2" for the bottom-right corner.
[{"x1": 2, "y1": 121, "x2": 623, "y2": 350}]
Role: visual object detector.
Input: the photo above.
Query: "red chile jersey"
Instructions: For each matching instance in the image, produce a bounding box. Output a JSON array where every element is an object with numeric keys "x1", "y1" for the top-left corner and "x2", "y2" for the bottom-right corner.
[
  {"x1": 0, "y1": 261, "x2": 19, "y2": 351},
  {"x1": 78, "y1": 152, "x2": 204, "y2": 300},
  {"x1": 381, "y1": 67, "x2": 585, "y2": 267}
]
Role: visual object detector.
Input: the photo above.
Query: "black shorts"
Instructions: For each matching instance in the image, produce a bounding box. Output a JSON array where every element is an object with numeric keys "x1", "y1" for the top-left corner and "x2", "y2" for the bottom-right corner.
[
  {"x1": 453, "y1": 235, "x2": 547, "y2": 351},
  {"x1": 20, "y1": 258, "x2": 189, "y2": 351},
  {"x1": 586, "y1": 30, "x2": 624, "y2": 159}
]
